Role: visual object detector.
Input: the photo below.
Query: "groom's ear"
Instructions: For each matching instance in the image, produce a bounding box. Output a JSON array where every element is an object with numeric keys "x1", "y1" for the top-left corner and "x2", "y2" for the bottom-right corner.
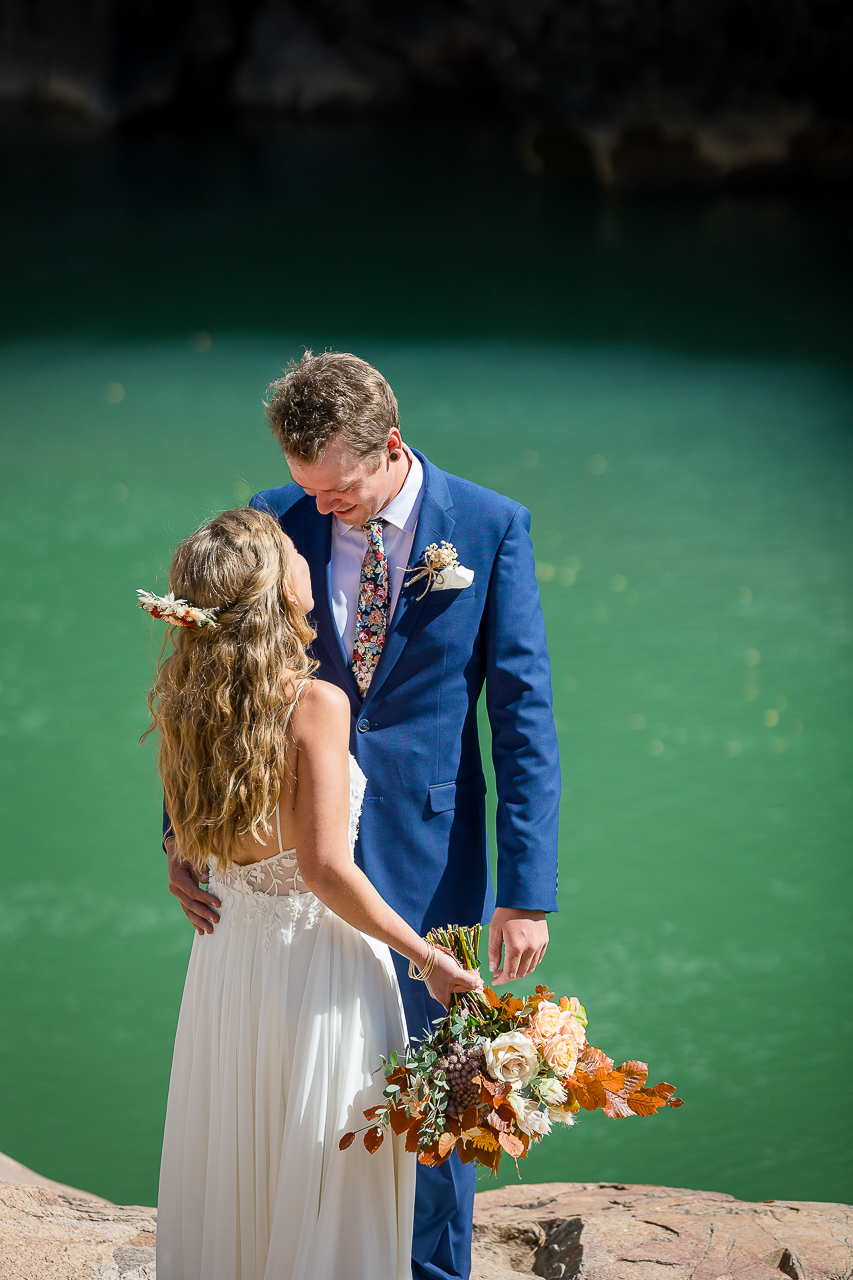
[{"x1": 386, "y1": 427, "x2": 404, "y2": 464}]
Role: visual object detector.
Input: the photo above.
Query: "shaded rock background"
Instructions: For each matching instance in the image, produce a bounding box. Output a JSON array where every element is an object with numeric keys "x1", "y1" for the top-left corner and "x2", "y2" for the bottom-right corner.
[
  {"x1": 0, "y1": 1164, "x2": 850, "y2": 1280},
  {"x1": 1, "y1": 1, "x2": 851, "y2": 187}
]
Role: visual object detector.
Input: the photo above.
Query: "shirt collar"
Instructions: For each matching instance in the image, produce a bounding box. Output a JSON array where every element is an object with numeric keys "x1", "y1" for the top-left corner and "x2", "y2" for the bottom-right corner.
[{"x1": 335, "y1": 445, "x2": 424, "y2": 536}]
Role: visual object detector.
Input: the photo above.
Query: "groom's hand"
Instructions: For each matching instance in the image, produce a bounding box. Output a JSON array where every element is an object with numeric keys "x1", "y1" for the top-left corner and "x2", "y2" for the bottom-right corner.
[
  {"x1": 488, "y1": 908, "x2": 549, "y2": 985},
  {"x1": 166, "y1": 837, "x2": 221, "y2": 935}
]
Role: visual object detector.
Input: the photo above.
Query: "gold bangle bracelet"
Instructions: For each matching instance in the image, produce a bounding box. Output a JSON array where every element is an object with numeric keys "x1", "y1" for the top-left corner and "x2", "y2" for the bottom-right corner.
[{"x1": 408, "y1": 942, "x2": 436, "y2": 982}]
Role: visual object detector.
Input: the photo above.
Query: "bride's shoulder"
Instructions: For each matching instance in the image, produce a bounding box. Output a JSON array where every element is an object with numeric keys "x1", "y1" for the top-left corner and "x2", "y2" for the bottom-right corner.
[{"x1": 292, "y1": 679, "x2": 350, "y2": 734}]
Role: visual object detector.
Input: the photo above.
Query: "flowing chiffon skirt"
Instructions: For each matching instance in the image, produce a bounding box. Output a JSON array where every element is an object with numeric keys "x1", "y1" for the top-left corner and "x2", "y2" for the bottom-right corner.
[{"x1": 156, "y1": 883, "x2": 415, "y2": 1280}]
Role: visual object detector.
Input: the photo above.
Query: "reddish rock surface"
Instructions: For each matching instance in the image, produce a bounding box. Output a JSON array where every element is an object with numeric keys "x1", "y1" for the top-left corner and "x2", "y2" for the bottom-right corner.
[
  {"x1": 471, "y1": 1183, "x2": 853, "y2": 1280},
  {"x1": 0, "y1": 1171, "x2": 849, "y2": 1278}
]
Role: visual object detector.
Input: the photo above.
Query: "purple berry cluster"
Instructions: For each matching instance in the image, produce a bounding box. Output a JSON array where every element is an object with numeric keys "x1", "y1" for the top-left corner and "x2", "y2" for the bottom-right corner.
[{"x1": 437, "y1": 1042, "x2": 486, "y2": 1119}]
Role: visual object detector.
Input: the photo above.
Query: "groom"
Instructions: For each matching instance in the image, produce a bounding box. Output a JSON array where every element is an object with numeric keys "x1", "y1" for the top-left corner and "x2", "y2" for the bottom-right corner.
[{"x1": 168, "y1": 351, "x2": 560, "y2": 1280}]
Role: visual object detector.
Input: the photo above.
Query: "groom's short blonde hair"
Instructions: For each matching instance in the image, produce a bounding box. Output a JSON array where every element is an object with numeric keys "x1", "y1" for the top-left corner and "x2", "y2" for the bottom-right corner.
[{"x1": 264, "y1": 351, "x2": 400, "y2": 466}]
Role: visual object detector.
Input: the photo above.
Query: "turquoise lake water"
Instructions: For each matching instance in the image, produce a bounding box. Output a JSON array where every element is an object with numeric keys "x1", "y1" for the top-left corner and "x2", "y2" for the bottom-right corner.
[{"x1": 0, "y1": 120, "x2": 851, "y2": 1207}]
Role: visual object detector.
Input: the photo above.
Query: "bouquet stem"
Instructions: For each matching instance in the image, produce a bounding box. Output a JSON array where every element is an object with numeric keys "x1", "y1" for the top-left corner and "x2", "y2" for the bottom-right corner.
[{"x1": 425, "y1": 923, "x2": 491, "y2": 1019}]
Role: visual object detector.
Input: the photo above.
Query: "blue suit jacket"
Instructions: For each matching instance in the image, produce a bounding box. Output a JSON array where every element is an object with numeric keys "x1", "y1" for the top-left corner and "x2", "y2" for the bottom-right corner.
[{"x1": 250, "y1": 451, "x2": 560, "y2": 942}]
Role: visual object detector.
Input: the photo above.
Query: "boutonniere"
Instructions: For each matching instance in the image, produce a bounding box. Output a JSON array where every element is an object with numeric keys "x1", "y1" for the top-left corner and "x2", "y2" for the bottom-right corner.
[{"x1": 401, "y1": 541, "x2": 475, "y2": 599}]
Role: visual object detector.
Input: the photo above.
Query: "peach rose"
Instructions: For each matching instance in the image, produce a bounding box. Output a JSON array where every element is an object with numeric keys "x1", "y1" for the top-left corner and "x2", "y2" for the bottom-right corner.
[
  {"x1": 527, "y1": 1000, "x2": 562, "y2": 1045},
  {"x1": 543, "y1": 1033, "x2": 580, "y2": 1077},
  {"x1": 557, "y1": 997, "x2": 588, "y2": 1050},
  {"x1": 558, "y1": 1013, "x2": 587, "y2": 1051}
]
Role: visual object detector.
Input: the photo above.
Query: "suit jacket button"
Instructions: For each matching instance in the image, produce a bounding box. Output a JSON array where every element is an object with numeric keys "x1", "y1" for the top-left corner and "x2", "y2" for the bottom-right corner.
[{"x1": 357, "y1": 718, "x2": 370, "y2": 733}]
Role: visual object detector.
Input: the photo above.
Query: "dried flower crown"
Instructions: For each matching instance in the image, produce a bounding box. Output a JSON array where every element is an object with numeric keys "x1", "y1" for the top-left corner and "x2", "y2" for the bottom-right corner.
[{"x1": 137, "y1": 589, "x2": 219, "y2": 628}]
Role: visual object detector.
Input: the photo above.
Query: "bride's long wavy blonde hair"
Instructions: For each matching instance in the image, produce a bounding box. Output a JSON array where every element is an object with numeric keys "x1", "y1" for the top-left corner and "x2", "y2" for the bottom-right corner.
[{"x1": 144, "y1": 507, "x2": 318, "y2": 874}]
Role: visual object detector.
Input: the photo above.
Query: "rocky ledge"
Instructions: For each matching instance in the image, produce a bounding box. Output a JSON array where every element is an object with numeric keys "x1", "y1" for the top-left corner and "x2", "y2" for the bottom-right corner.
[
  {"x1": 471, "y1": 1182, "x2": 853, "y2": 1280},
  {"x1": 0, "y1": 1182, "x2": 155, "y2": 1280},
  {"x1": 0, "y1": 1176, "x2": 849, "y2": 1279}
]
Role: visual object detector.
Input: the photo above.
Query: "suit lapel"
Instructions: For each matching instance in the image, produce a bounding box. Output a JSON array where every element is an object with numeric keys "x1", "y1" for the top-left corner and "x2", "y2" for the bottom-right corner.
[
  {"x1": 297, "y1": 502, "x2": 361, "y2": 700},
  {"x1": 363, "y1": 455, "x2": 455, "y2": 708}
]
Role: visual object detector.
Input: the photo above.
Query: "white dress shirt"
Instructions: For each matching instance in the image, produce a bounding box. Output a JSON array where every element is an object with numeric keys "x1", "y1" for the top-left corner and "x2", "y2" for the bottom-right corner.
[{"x1": 331, "y1": 447, "x2": 425, "y2": 658}]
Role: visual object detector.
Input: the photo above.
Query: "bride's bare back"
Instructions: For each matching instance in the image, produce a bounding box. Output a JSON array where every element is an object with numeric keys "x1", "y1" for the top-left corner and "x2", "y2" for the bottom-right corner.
[{"x1": 228, "y1": 678, "x2": 348, "y2": 867}]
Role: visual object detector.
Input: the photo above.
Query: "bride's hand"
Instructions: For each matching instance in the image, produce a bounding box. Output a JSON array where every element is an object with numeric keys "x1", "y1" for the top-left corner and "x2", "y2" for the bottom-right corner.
[{"x1": 425, "y1": 944, "x2": 485, "y2": 1010}]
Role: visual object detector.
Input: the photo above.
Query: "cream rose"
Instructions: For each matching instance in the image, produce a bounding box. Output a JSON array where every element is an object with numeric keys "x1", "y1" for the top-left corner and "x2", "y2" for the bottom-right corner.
[
  {"x1": 485, "y1": 1031, "x2": 539, "y2": 1087},
  {"x1": 507, "y1": 1092, "x2": 552, "y2": 1138},
  {"x1": 507, "y1": 1091, "x2": 528, "y2": 1127},
  {"x1": 543, "y1": 1033, "x2": 580, "y2": 1077},
  {"x1": 535, "y1": 1077, "x2": 568, "y2": 1106},
  {"x1": 528, "y1": 1000, "x2": 562, "y2": 1044}
]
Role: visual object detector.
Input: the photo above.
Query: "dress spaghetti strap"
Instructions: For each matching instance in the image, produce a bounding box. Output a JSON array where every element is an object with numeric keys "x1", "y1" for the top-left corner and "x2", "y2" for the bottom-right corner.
[
  {"x1": 275, "y1": 678, "x2": 310, "y2": 855},
  {"x1": 282, "y1": 677, "x2": 310, "y2": 733}
]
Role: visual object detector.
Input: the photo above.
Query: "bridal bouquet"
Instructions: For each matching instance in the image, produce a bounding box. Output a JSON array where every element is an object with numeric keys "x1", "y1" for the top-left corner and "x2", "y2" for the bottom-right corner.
[{"x1": 341, "y1": 925, "x2": 682, "y2": 1175}]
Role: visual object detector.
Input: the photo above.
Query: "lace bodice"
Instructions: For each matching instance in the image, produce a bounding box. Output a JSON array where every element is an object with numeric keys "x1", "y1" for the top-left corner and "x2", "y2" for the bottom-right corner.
[{"x1": 208, "y1": 754, "x2": 367, "y2": 902}]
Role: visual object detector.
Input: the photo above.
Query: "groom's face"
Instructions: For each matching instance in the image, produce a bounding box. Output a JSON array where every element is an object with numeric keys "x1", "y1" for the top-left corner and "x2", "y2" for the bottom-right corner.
[{"x1": 287, "y1": 436, "x2": 401, "y2": 528}]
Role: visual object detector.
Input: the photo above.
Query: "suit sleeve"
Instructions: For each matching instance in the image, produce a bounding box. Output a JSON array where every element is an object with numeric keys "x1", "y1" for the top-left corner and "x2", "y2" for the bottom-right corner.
[{"x1": 485, "y1": 505, "x2": 561, "y2": 913}]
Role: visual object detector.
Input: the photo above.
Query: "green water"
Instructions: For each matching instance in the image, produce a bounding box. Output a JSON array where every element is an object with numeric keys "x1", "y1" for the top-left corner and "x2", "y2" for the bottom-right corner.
[{"x1": 1, "y1": 120, "x2": 851, "y2": 1208}]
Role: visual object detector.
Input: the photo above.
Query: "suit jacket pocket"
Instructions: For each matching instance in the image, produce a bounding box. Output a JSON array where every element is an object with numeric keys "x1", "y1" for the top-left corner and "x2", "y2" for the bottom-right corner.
[{"x1": 428, "y1": 772, "x2": 487, "y2": 814}]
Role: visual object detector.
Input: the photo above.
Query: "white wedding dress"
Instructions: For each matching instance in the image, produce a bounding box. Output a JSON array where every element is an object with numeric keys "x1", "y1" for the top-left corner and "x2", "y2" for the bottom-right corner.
[{"x1": 156, "y1": 742, "x2": 415, "y2": 1280}]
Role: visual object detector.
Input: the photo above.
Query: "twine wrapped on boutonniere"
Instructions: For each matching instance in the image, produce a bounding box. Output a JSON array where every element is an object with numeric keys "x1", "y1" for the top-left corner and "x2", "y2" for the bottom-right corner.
[{"x1": 400, "y1": 541, "x2": 475, "y2": 599}]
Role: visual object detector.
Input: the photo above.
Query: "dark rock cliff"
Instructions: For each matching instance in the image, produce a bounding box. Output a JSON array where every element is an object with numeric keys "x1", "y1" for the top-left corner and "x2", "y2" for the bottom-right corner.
[{"x1": 1, "y1": 1, "x2": 851, "y2": 186}]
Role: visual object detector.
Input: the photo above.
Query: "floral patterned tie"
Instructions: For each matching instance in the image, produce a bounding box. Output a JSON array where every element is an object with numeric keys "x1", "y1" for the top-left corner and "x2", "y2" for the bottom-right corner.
[{"x1": 352, "y1": 519, "x2": 390, "y2": 697}]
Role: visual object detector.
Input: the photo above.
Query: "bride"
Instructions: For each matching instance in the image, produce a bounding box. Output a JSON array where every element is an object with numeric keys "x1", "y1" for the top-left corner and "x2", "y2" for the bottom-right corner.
[{"x1": 141, "y1": 507, "x2": 482, "y2": 1280}]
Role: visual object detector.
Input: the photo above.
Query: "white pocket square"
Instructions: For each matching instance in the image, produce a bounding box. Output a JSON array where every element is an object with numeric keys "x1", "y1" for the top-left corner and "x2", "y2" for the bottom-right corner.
[{"x1": 431, "y1": 565, "x2": 475, "y2": 591}]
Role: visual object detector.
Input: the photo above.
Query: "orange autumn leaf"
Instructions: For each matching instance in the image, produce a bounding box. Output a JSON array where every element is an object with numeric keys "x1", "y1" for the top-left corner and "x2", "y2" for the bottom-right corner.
[
  {"x1": 627, "y1": 1090, "x2": 667, "y2": 1116},
  {"x1": 668, "y1": 1097, "x2": 685, "y2": 1109},
  {"x1": 599, "y1": 1071, "x2": 627, "y2": 1093},
  {"x1": 603, "y1": 1092, "x2": 635, "y2": 1118},
  {"x1": 405, "y1": 1122, "x2": 423, "y2": 1153},
  {"x1": 577, "y1": 1044, "x2": 614, "y2": 1076},
  {"x1": 477, "y1": 1142, "x2": 502, "y2": 1171},
  {"x1": 618, "y1": 1061, "x2": 649, "y2": 1093},
  {"x1": 527, "y1": 985, "x2": 554, "y2": 1013},
  {"x1": 482, "y1": 987, "x2": 502, "y2": 1010},
  {"x1": 460, "y1": 1106, "x2": 479, "y2": 1131},
  {"x1": 438, "y1": 1132, "x2": 457, "y2": 1159},
  {"x1": 363, "y1": 1126, "x2": 384, "y2": 1154},
  {"x1": 559, "y1": 996, "x2": 570, "y2": 1012},
  {"x1": 339, "y1": 1131, "x2": 356, "y2": 1150},
  {"x1": 389, "y1": 1106, "x2": 416, "y2": 1136},
  {"x1": 363, "y1": 1104, "x2": 385, "y2": 1120},
  {"x1": 574, "y1": 1079, "x2": 607, "y2": 1111},
  {"x1": 417, "y1": 1145, "x2": 440, "y2": 1167},
  {"x1": 487, "y1": 1107, "x2": 513, "y2": 1133},
  {"x1": 478, "y1": 1075, "x2": 510, "y2": 1103},
  {"x1": 498, "y1": 1131, "x2": 525, "y2": 1158},
  {"x1": 650, "y1": 1082, "x2": 676, "y2": 1099}
]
